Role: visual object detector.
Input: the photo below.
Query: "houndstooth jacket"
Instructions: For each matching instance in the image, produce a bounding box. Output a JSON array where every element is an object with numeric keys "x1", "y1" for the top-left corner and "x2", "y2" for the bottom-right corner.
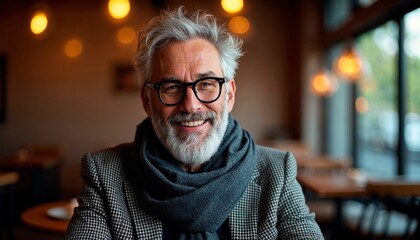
[{"x1": 66, "y1": 143, "x2": 324, "y2": 239}]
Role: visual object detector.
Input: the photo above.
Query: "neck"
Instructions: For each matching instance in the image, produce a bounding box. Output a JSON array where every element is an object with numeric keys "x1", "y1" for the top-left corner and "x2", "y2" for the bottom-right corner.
[{"x1": 181, "y1": 163, "x2": 203, "y2": 173}]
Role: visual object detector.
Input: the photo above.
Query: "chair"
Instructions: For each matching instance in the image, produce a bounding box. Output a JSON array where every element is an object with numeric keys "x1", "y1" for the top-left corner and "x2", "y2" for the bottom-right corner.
[
  {"x1": 1, "y1": 145, "x2": 65, "y2": 214},
  {"x1": 0, "y1": 172, "x2": 19, "y2": 240},
  {"x1": 298, "y1": 156, "x2": 352, "y2": 233},
  {"x1": 367, "y1": 179, "x2": 420, "y2": 239},
  {"x1": 344, "y1": 178, "x2": 420, "y2": 239},
  {"x1": 343, "y1": 199, "x2": 417, "y2": 240}
]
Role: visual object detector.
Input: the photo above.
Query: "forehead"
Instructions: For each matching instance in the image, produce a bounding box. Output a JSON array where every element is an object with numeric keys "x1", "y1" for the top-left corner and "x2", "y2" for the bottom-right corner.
[{"x1": 152, "y1": 38, "x2": 222, "y2": 80}]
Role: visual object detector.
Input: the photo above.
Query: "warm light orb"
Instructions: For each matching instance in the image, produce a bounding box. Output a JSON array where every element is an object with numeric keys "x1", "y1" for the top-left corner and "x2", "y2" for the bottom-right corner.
[
  {"x1": 229, "y1": 16, "x2": 250, "y2": 34},
  {"x1": 30, "y1": 11, "x2": 48, "y2": 35},
  {"x1": 117, "y1": 26, "x2": 136, "y2": 44},
  {"x1": 335, "y1": 46, "x2": 363, "y2": 81},
  {"x1": 221, "y1": 0, "x2": 244, "y2": 14},
  {"x1": 355, "y1": 97, "x2": 369, "y2": 113},
  {"x1": 108, "y1": 0, "x2": 130, "y2": 19},
  {"x1": 65, "y1": 39, "x2": 83, "y2": 58},
  {"x1": 310, "y1": 69, "x2": 338, "y2": 97}
]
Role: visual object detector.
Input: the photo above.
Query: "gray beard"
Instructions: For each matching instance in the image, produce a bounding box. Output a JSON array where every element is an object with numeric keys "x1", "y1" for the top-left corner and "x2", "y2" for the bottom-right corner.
[{"x1": 150, "y1": 100, "x2": 229, "y2": 167}]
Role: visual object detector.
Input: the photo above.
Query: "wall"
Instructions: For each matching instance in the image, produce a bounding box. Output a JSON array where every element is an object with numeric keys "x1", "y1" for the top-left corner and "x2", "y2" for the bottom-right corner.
[
  {"x1": 0, "y1": 0, "x2": 303, "y2": 196},
  {"x1": 300, "y1": 0, "x2": 325, "y2": 155}
]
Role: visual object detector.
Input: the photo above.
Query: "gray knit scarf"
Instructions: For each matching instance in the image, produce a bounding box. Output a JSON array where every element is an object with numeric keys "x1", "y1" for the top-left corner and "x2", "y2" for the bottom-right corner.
[{"x1": 134, "y1": 115, "x2": 256, "y2": 240}]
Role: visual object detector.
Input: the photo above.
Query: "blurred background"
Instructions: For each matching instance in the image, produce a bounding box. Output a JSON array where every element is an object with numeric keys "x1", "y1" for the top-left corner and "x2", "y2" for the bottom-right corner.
[
  {"x1": 0, "y1": 0, "x2": 307, "y2": 197},
  {"x1": 1, "y1": 0, "x2": 419, "y2": 239}
]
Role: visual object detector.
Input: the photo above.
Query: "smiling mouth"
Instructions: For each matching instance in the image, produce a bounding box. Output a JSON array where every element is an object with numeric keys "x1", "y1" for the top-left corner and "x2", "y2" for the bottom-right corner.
[{"x1": 178, "y1": 120, "x2": 206, "y2": 127}]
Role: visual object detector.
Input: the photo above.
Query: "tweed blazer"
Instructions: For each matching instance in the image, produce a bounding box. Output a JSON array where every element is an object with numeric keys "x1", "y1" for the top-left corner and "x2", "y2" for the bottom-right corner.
[{"x1": 66, "y1": 143, "x2": 324, "y2": 239}]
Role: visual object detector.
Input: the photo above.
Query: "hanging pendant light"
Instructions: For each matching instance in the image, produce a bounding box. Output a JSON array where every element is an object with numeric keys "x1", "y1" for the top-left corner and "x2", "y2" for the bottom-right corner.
[
  {"x1": 310, "y1": 68, "x2": 339, "y2": 97},
  {"x1": 334, "y1": 44, "x2": 363, "y2": 82}
]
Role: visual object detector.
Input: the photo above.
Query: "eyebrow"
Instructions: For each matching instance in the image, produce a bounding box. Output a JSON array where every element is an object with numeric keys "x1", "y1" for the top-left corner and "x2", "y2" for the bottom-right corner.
[
  {"x1": 159, "y1": 71, "x2": 218, "y2": 82},
  {"x1": 197, "y1": 71, "x2": 217, "y2": 78},
  {"x1": 160, "y1": 77, "x2": 178, "y2": 82}
]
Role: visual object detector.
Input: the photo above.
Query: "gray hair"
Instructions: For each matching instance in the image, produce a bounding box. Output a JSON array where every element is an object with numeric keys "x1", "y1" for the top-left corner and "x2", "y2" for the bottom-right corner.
[{"x1": 133, "y1": 7, "x2": 243, "y2": 86}]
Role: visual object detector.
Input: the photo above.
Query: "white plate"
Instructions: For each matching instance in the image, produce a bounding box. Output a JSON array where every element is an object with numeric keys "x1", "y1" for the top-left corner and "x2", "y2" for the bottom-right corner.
[{"x1": 47, "y1": 206, "x2": 73, "y2": 220}]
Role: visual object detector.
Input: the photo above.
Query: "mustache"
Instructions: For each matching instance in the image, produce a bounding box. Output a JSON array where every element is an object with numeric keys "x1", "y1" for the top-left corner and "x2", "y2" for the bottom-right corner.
[{"x1": 168, "y1": 111, "x2": 216, "y2": 124}]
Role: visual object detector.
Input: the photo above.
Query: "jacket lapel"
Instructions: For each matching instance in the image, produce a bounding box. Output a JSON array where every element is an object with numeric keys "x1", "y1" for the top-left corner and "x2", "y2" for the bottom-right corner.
[
  {"x1": 229, "y1": 177, "x2": 261, "y2": 239},
  {"x1": 124, "y1": 176, "x2": 163, "y2": 239}
]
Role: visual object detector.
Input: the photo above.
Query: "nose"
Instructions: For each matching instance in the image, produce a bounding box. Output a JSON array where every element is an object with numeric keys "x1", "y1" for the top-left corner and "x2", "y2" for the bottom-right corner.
[{"x1": 178, "y1": 86, "x2": 202, "y2": 113}]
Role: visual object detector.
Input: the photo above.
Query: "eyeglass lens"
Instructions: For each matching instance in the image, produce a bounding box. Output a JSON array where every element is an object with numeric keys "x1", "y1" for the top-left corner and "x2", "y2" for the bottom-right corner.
[{"x1": 159, "y1": 78, "x2": 221, "y2": 105}]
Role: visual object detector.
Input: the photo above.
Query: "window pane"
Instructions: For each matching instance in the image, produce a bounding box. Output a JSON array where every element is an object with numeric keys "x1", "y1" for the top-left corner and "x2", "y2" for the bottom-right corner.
[
  {"x1": 324, "y1": 0, "x2": 352, "y2": 31},
  {"x1": 356, "y1": 21, "x2": 398, "y2": 177},
  {"x1": 404, "y1": 8, "x2": 420, "y2": 176},
  {"x1": 357, "y1": 0, "x2": 377, "y2": 8}
]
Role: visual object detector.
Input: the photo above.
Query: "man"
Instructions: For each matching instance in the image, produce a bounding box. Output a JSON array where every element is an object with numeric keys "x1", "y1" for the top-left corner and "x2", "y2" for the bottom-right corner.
[{"x1": 66, "y1": 7, "x2": 324, "y2": 240}]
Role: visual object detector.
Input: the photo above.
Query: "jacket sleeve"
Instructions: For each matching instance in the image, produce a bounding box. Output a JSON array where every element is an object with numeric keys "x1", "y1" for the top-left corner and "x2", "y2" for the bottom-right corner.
[
  {"x1": 65, "y1": 152, "x2": 112, "y2": 239},
  {"x1": 276, "y1": 152, "x2": 324, "y2": 239}
]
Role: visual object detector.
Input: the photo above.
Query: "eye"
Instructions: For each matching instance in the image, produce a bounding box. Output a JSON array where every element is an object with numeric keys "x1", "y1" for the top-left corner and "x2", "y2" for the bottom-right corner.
[
  {"x1": 197, "y1": 79, "x2": 218, "y2": 90},
  {"x1": 161, "y1": 82, "x2": 183, "y2": 94}
]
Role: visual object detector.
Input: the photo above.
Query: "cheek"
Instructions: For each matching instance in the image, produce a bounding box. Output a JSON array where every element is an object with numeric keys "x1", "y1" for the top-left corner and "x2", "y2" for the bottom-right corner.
[
  {"x1": 160, "y1": 109, "x2": 173, "y2": 123},
  {"x1": 208, "y1": 99, "x2": 226, "y2": 117},
  {"x1": 152, "y1": 103, "x2": 176, "y2": 124}
]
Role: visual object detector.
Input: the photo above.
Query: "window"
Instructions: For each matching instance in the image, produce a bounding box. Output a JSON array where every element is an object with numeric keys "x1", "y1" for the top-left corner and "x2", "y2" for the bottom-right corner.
[
  {"x1": 404, "y1": 8, "x2": 420, "y2": 175},
  {"x1": 355, "y1": 21, "x2": 398, "y2": 177},
  {"x1": 324, "y1": 3, "x2": 420, "y2": 176}
]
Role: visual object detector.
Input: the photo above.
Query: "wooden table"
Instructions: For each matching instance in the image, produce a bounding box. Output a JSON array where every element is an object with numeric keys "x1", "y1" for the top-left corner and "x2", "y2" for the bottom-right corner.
[
  {"x1": 297, "y1": 170, "x2": 369, "y2": 238},
  {"x1": 297, "y1": 170, "x2": 368, "y2": 198},
  {"x1": 21, "y1": 199, "x2": 73, "y2": 234},
  {"x1": 366, "y1": 176, "x2": 420, "y2": 197},
  {"x1": 0, "y1": 172, "x2": 20, "y2": 240},
  {"x1": 0, "y1": 171, "x2": 19, "y2": 186},
  {"x1": 0, "y1": 154, "x2": 62, "y2": 212},
  {"x1": 296, "y1": 155, "x2": 351, "y2": 171},
  {"x1": 0, "y1": 155, "x2": 61, "y2": 169},
  {"x1": 260, "y1": 139, "x2": 309, "y2": 157},
  {"x1": 298, "y1": 170, "x2": 420, "y2": 238}
]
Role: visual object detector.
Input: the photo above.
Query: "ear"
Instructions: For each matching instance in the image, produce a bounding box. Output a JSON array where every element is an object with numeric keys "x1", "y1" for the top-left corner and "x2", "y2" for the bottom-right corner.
[
  {"x1": 227, "y1": 80, "x2": 236, "y2": 112},
  {"x1": 141, "y1": 88, "x2": 152, "y2": 117}
]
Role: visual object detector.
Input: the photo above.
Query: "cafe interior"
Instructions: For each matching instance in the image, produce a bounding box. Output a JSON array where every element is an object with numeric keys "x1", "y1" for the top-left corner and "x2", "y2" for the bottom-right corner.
[{"x1": 0, "y1": 0, "x2": 419, "y2": 239}]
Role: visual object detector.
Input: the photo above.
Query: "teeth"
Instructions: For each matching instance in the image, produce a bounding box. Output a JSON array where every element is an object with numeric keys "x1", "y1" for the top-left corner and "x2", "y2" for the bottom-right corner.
[{"x1": 180, "y1": 120, "x2": 205, "y2": 127}]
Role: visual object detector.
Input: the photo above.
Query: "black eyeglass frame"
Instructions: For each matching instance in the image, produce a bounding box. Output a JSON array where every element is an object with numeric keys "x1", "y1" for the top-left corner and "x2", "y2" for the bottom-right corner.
[{"x1": 144, "y1": 77, "x2": 226, "y2": 106}]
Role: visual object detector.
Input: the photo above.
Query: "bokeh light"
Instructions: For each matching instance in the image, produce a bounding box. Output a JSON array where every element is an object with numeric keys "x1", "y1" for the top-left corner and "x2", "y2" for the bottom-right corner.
[
  {"x1": 334, "y1": 46, "x2": 363, "y2": 81},
  {"x1": 117, "y1": 26, "x2": 136, "y2": 44},
  {"x1": 228, "y1": 16, "x2": 250, "y2": 34},
  {"x1": 221, "y1": 0, "x2": 244, "y2": 14},
  {"x1": 30, "y1": 11, "x2": 48, "y2": 35},
  {"x1": 310, "y1": 69, "x2": 339, "y2": 97},
  {"x1": 356, "y1": 97, "x2": 369, "y2": 113},
  {"x1": 108, "y1": 0, "x2": 131, "y2": 19},
  {"x1": 65, "y1": 39, "x2": 83, "y2": 58}
]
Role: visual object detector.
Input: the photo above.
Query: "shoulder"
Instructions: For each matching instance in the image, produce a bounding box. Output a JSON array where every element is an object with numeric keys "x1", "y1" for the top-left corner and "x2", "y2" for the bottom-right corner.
[
  {"x1": 86, "y1": 142, "x2": 132, "y2": 157},
  {"x1": 256, "y1": 145, "x2": 289, "y2": 162},
  {"x1": 80, "y1": 143, "x2": 134, "y2": 182},
  {"x1": 83, "y1": 143, "x2": 132, "y2": 164},
  {"x1": 255, "y1": 145, "x2": 297, "y2": 174},
  {"x1": 253, "y1": 145, "x2": 298, "y2": 185}
]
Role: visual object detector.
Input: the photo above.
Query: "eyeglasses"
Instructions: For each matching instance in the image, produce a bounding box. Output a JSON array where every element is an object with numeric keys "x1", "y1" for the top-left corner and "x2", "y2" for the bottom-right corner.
[{"x1": 144, "y1": 77, "x2": 226, "y2": 106}]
